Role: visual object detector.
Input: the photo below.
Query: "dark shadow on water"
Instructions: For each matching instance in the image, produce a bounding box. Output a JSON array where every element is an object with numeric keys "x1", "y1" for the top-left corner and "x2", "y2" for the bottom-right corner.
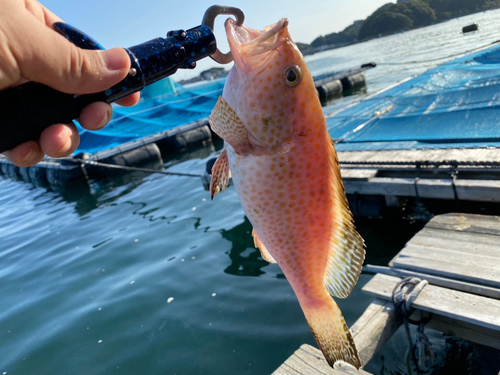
[
  {"x1": 2, "y1": 145, "x2": 218, "y2": 217},
  {"x1": 219, "y1": 217, "x2": 270, "y2": 277},
  {"x1": 355, "y1": 215, "x2": 426, "y2": 266},
  {"x1": 218, "y1": 214, "x2": 425, "y2": 278}
]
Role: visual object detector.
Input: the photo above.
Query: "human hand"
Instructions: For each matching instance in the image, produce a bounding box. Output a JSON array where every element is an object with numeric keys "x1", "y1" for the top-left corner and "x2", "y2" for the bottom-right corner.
[{"x1": 0, "y1": 0, "x2": 140, "y2": 167}]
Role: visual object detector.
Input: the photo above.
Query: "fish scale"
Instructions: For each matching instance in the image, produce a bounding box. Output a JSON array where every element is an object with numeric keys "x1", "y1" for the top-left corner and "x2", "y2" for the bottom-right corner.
[{"x1": 209, "y1": 17, "x2": 364, "y2": 369}]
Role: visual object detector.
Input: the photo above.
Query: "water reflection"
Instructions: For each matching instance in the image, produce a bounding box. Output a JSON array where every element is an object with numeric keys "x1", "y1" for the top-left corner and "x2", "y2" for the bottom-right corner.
[{"x1": 220, "y1": 217, "x2": 270, "y2": 277}]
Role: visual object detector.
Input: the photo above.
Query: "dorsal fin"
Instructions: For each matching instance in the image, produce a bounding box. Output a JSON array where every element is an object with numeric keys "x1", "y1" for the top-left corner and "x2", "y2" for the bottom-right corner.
[
  {"x1": 325, "y1": 138, "x2": 365, "y2": 298},
  {"x1": 252, "y1": 229, "x2": 277, "y2": 263}
]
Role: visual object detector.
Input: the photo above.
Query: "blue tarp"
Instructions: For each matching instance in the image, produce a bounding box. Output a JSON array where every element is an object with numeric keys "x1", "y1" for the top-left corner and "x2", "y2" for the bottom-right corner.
[
  {"x1": 76, "y1": 78, "x2": 225, "y2": 153},
  {"x1": 77, "y1": 43, "x2": 500, "y2": 154},
  {"x1": 329, "y1": 43, "x2": 500, "y2": 151}
]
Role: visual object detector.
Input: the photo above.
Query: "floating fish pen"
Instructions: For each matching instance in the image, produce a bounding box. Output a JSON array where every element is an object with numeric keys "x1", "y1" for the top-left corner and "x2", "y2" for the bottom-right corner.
[
  {"x1": 4, "y1": 41, "x2": 500, "y2": 217},
  {"x1": 314, "y1": 63, "x2": 376, "y2": 102},
  {"x1": 0, "y1": 119, "x2": 212, "y2": 186},
  {"x1": 273, "y1": 213, "x2": 500, "y2": 374},
  {"x1": 0, "y1": 65, "x2": 375, "y2": 187},
  {"x1": 463, "y1": 23, "x2": 479, "y2": 33}
]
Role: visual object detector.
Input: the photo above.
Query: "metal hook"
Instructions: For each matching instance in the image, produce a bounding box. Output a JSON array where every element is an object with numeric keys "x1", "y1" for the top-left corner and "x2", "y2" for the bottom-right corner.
[{"x1": 202, "y1": 5, "x2": 245, "y2": 64}]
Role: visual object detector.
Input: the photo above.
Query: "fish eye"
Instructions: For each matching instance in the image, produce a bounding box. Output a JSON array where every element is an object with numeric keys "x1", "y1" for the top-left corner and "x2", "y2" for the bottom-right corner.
[{"x1": 283, "y1": 65, "x2": 302, "y2": 87}]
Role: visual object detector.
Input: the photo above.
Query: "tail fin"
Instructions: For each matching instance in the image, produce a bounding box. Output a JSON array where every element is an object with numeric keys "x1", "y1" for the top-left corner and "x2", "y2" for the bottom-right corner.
[{"x1": 303, "y1": 298, "x2": 361, "y2": 369}]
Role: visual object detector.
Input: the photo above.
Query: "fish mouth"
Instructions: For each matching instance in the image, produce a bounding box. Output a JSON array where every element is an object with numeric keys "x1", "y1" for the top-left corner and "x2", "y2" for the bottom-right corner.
[{"x1": 225, "y1": 17, "x2": 289, "y2": 72}]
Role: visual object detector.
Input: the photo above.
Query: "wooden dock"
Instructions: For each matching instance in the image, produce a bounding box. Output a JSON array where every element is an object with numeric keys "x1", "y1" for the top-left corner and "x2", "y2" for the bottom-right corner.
[
  {"x1": 272, "y1": 213, "x2": 500, "y2": 374},
  {"x1": 338, "y1": 148, "x2": 500, "y2": 204}
]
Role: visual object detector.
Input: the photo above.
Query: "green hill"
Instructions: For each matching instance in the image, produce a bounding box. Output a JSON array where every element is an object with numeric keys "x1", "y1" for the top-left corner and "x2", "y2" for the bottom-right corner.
[
  {"x1": 298, "y1": 0, "x2": 500, "y2": 52},
  {"x1": 359, "y1": 0, "x2": 500, "y2": 40}
]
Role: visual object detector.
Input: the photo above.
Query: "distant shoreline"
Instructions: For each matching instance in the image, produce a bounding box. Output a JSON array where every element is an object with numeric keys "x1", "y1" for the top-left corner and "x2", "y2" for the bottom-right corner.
[{"x1": 298, "y1": 5, "x2": 499, "y2": 56}]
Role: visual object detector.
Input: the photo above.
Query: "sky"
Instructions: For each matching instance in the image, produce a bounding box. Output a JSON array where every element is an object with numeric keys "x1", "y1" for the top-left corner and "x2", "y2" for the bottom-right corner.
[{"x1": 40, "y1": 0, "x2": 395, "y2": 80}]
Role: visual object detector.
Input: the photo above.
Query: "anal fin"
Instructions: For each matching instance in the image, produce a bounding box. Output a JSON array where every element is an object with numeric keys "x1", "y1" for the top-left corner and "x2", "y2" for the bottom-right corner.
[
  {"x1": 210, "y1": 148, "x2": 231, "y2": 200},
  {"x1": 252, "y1": 229, "x2": 277, "y2": 263},
  {"x1": 209, "y1": 96, "x2": 252, "y2": 155}
]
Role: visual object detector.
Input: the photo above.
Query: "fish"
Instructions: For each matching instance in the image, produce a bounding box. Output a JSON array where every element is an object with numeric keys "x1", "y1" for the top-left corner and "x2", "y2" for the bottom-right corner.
[{"x1": 208, "y1": 17, "x2": 365, "y2": 369}]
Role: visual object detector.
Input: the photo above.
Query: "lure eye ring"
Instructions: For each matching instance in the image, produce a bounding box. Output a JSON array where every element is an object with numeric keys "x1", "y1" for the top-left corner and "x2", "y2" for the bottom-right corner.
[{"x1": 283, "y1": 65, "x2": 302, "y2": 87}]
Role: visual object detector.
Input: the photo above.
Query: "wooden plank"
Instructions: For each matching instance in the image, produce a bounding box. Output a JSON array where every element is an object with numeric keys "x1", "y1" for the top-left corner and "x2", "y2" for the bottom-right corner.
[
  {"x1": 350, "y1": 299, "x2": 402, "y2": 366},
  {"x1": 344, "y1": 177, "x2": 416, "y2": 196},
  {"x1": 429, "y1": 212, "x2": 500, "y2": 227},
  {"x1": 343, "y1": 177, "x2": 500, "y2": 202},
  {"x1": 397, "y1": 245, "x2": 500, "y2": 271},
  {"x1": 456, "y1": 179, "x2": 500, "y2": 202},
  {"x1": 407, "y1": 227, "x2": 500, "y2": 258},
  {"x1": 340, "y1": 168, "x2": 378, "y2": 180},
  {"x1": 392, "y1": 256, "x2": 500, "y2": 289},
  {"x1": 424, "y1": 313, "x2": 500, "y2": 350},
  {"x1": 415, "y1": 179, "x2": 455, "y2": 200},
  {"x1": 362, "y1": 274, "x2": 500, "y2": 332},
  {"x1": 271, "y1": 344, "x2": 373, "y2": 375},
  {"x1": 363, "y1": 265, "x2": 500, "y2": 299},
  {"x1": 426, "y1": 213, "x2": 500, "y2": 236},
  {"x1": 272, "y1": 299, "x2": 400, "y2": 374},
  {"x1": 337, "y1": 148, "x2": 500, "y2": 164}
]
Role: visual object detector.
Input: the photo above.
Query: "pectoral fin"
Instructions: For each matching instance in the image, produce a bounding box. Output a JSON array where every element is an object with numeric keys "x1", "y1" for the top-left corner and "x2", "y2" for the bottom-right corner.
[
  {"x1": 252, "y1": 229, "x2": 277, "y2": 263},
  {"x1": 210, "y1": 148, "x2": 231, "y2": 200},
  {"x1": 209, "y1": 96, "x2": 252, "y2": 155}
]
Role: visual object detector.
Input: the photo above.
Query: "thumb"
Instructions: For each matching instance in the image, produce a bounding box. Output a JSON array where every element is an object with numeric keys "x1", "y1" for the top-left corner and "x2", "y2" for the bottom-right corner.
[{"x1": 16, "y1": 21, "x2": 131, "y2": 95}]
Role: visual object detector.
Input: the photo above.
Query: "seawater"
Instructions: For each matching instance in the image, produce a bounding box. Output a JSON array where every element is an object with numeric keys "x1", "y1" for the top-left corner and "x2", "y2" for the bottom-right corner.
[{"x1": 1, "y1": 10, "x2": 500, "y2": 375}]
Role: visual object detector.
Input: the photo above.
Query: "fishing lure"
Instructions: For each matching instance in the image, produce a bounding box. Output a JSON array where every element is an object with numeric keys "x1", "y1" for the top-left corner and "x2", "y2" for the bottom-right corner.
[{"x1": 0, "y1": 5, "x2": 244, "y2": 153}]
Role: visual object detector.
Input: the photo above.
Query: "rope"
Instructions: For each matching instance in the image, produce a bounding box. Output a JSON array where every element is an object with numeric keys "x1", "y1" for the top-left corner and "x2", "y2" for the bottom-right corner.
[
  {"x1": 70, "y1": 158, "x2": 203, "y2": 178},
  {"x1": 392, "y1": 277, "x2": 433, "y2": 375},
  {"x1": 334, "y1": 105, "x2": 393, "y2": 144}
]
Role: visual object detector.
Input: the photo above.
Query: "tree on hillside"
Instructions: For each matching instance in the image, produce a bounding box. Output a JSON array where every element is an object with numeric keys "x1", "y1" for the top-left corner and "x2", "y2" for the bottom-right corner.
[
  {"x1": 359, "y1": 11, "x2": 413, "y2": 40},
  {"x1": 423, "y1": 0, "x2": 500, "y2": 19},
  {"x1": 359, "y1": 0, "x2": 436, "y2": 40},
  {"x1": 310, "y1": 20, "x2": 363, "y2": 48},
  {"x1": 397, "y1": 0, "x2": 436, "y2": 27}
]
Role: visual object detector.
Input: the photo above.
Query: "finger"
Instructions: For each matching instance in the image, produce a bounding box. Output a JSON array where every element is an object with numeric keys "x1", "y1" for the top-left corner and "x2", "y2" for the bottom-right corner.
[
  {"x1": 79, "y1": 102, "x2": 112, "y2": 130},
  {"x1": 79, "y1": 92, "x2": 141, "y2": 130},
  {"x1": 14, "y1": 17, "x2": 131, "y2": 95},
  {"x1": 24, "y1": 0, "x2": 62, "y2": 26},
  {"x1": 40, "y1": 123, "x2": 80, "y2": 158},
  {"x1": 116, "y1": 92, "x2": 141, "y2": 107},
  {"x1": 2, "y1": 141, "x2": 44, "y2": 168}
]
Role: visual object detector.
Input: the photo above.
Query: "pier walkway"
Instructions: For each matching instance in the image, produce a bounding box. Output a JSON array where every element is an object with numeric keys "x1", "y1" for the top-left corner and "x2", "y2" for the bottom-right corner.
[{"x1": 272, "y1": 213, "x2": 500, "y2": 374}]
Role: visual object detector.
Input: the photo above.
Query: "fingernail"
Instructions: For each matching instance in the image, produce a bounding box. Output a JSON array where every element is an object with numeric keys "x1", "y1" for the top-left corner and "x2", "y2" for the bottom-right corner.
[
  {"x1": 22, "y1": 146, "x2": 36, "y2": 163},
  {"x1": 102, "y1": 48, "x2": 128, "y2": 71},
  {"x1": 22, "y1": 146, "x2": 41, "y2": 164},
  {"x1": 96, "y1": 107, "x2": 112, "y2": 130}
]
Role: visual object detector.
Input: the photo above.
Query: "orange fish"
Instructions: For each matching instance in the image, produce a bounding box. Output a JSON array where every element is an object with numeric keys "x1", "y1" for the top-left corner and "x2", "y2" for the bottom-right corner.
[{"x1": 209, "y1": 17, "x2": 365, "y2": 369}]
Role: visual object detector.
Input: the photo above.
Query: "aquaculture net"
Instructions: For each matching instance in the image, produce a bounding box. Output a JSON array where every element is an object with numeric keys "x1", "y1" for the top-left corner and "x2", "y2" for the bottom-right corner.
[{"x1": 328, "y1": 43, "x2": 500, "y2": 151}]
